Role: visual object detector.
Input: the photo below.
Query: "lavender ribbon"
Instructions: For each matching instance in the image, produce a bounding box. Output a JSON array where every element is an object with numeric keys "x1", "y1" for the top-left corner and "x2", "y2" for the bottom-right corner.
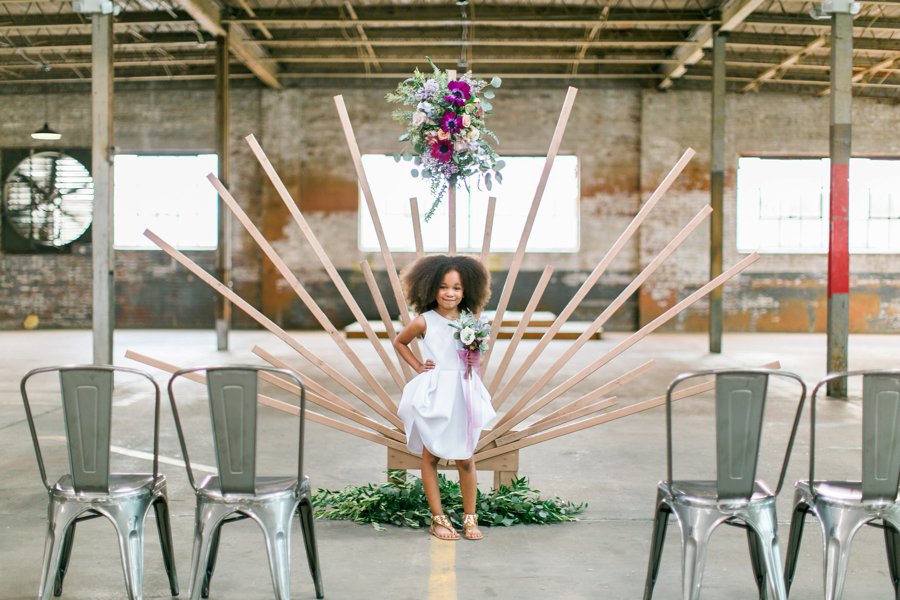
[{"x1": 458, "y1": 349, "x2": 481, "y2": 455}]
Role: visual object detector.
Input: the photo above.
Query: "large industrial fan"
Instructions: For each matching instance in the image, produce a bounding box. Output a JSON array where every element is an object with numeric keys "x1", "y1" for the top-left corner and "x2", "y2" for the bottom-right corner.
[{"x1": 3, "y1": 151, "x2": 93, "y2": 248}]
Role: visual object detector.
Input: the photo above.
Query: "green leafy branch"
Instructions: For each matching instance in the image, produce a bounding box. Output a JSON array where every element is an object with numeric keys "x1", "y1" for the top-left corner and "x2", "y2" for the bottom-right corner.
[{"x1": 312, "y1": 474, "x2": 586, "y2": 530}]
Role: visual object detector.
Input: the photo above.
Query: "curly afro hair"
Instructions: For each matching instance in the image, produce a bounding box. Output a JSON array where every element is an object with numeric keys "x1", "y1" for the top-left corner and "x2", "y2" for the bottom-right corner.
[{"x1": 401, "y1": 254, "x2": 491, "y2": 315}]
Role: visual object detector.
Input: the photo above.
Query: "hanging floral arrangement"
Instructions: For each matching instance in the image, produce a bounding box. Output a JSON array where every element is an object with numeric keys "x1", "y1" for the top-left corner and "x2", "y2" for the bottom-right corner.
[{"x1": 387, "y1": 58, "x2": 504, "y2": 221}]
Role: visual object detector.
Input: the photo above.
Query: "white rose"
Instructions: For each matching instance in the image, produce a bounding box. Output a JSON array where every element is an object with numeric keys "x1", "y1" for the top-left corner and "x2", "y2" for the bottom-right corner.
[
  {"x1": 466, "y1": 128, "x2": 480, "y2": 142},
  {"x1": 454, "y1": 139, "x2": 469, "y2": 152},
  {"x1": 460, "y1": 327, "x2": 476, "y2": 345}
]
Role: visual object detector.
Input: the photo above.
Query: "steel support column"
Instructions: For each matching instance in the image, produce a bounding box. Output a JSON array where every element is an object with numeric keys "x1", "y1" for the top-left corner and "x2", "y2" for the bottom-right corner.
[
  {"x1": 709, "y1": 30, "x2": 727, "y2": 354},
  {"x1": 215, "y1": 28, "x2": 232, "y2": 350},
  {"x1": 827, "y1": 10, "x2": 853, "y2": 398},
  {"x1": 91, "y1": 13, "x2": 114, "y2": 365}
]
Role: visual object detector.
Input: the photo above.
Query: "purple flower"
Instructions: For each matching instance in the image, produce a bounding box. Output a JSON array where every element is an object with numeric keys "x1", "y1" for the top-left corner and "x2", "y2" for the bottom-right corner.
[
  {"x1": 444, "y1": 80, "x2": 471, "y2": 107},
  {"x1": 440, "y1": 112, "x2": 463, "y2": 134},
  {"x1": 431, "y1": 140, "x2": 453, "y2": 163}
]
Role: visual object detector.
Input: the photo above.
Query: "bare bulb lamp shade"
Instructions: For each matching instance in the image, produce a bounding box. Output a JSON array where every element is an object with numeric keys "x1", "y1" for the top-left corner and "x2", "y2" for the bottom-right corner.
[{"x1": 31, "y1": 122, "x2": 62, "y2": 141}]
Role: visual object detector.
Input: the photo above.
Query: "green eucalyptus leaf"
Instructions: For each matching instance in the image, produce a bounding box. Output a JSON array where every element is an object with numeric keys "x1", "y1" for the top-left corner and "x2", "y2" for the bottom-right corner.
[
  {"x1": 484, "y1": 90, "x2": 495, "y2": 99},
  {"x1": 495, "y1": 160, "x2": 506, "y2": 170},
  {"x1": 491, "y1": 76, "x2": 502, "y2": 88},
  {"x1": 410, "y1": 168, "x2": 420, "y2": 177},
  {"x1": 399, "y1": 132, "x2": 410, "y2": 142},
  {"x1": 393, "y1": 154, "x2": 402, "y2": 163},
  {"x1": 481, "y1": 100, "x2": 493, "y2": 112}
]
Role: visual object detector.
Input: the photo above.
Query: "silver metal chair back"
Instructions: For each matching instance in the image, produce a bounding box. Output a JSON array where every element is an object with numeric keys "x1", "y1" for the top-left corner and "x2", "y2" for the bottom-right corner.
[
  {"x1": 59, "y1": 369, "x2": 116, "y2": 493},
  {"x1": 714, "y1": 372, "x2": 769, "y2": 499},
  {"x1": 784, "y1": 369, "x2": 900, "y2": 600},
  {"x1": 861, "y1": 373, "x2": 900, "y2": 501},
  {"x1": 206, "y1": 368, "x2": 260, "y2": 494},
  {"x1": 168, "y1": 365, "x2": 322, "y2": 600},
  {"x1": 20, "y1": 365, "x2": 177, "y2": 600},
  {"x1": 647, "y1": 368, "x2": 807, "y2": 600}
]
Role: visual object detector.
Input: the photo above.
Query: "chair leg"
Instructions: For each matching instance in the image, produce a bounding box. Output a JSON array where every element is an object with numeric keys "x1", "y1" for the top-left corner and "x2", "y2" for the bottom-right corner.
[
  {"x1": 818, "y1": 504, "x2": 868, "y2": 600},
  {"x1": 745, "y1": 508, "x2": 787, "y2": 600},
  {"x1": 108, "y1": 503, "x2": 149, "y2": 600},
  {"x1": 783, "y1": 501, "x2": 810, "y2": 596},
  {"x1": 298, "y1": 499, "x2": 325, "y2": 599},
  {"x1": 152, "y1": 496, "x2": 180, "y2": 597},
  {"x1": 39, "y1": 503, "x2": 80, "y2": 600},
  {"x1": 53, "y1": 521, "x2": 77, "y2": 597},
  {"x1": 201, "y1": 525, "x2": 222, "y2": 599},
  {"x1": 257, "y1": 501, "x2": 295, "y2": 600},
  {"x1": 671, "y1": 505, "x2": 721, "y2": 600},
  {"x1": 745, "y1": 527, "x2": 768, "y2": 600},
  {"x1": 643, "y1": 501, "x2": 671, "y2": 600},
  {"x1": 884, "y1": 522, "x2": 900, "y2": 600},
  {"x1": 188, "y1": 503, "x2": 232, "y2": 600}
]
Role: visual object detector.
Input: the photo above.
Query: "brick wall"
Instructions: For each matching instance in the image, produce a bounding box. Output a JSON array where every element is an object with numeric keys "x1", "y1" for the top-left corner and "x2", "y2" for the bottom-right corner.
[{"x1": 0, "y1": 82, "x2": 897, "y2": 332}]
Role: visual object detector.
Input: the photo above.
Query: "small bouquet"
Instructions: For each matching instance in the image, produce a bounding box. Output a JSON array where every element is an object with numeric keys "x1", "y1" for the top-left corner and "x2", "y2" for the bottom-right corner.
[
  {"x1": 448, "y1": 311, "x2": 490, "y2": 379},
  {"x1": 387, "y1": 58, "x2": 504, "y2": 221}
]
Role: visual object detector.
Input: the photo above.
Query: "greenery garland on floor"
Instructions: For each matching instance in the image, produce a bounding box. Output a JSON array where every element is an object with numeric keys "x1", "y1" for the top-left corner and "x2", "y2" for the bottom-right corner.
[{"x1": 312, "y1": 474, "x2": 586, "y2": 530}]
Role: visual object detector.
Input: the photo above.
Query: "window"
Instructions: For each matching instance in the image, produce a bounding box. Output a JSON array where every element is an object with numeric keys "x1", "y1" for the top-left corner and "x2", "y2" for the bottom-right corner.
[
  {"x1": 358, "y1": 154, "x2": 579, "y2": 253},
  {"x1": 114, "y1": 154, "x2": 218, "y2": 250},
  {"x1": 737, "y1": 157, "x2": 900, "y2": 254}
]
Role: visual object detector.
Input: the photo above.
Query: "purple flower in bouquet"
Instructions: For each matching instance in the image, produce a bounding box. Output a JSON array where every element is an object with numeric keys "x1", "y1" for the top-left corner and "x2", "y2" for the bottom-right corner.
[
  {"x1": 445, "y1": 80, "x2": 471, "y2": 107},
  {"x1": 440, "y1": 112, "x2": 463, "y2": 134},
  {"x1": 386, "y1": 58, "x2": 503, "y2": 221},
  {"x1": 431, "y1": 140, "x2": 453, "y2": 163}
]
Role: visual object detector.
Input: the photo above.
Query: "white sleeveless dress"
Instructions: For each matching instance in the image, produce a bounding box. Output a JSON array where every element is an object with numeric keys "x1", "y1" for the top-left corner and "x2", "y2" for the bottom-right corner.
[{"x1": 398, "y1": 310, "x2": 496, "y2": 460}]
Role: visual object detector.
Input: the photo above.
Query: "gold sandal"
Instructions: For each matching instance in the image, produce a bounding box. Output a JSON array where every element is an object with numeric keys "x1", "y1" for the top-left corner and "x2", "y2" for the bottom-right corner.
[
  {"x1": 429, "y1": 514, "x2": 460, "y2": 541},
  {"x1": 463, "y1": 513, "x2": 483, "y2": 540}
]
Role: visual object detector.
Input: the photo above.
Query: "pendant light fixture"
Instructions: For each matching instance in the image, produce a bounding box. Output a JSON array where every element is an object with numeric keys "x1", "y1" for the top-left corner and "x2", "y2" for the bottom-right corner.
[{"x1": 31, "y1": 92, "x2": 62, "y2": 141}]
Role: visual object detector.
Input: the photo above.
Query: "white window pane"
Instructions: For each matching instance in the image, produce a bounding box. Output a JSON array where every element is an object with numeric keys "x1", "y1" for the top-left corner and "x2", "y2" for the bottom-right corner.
[
  {"x1": 737, "y1": 156, "x2": 899, "y2": 254},
  {"x1": 114, "y1": 154, "x2": 218, "y2": 250},
  {"x1": 359, "y1": 154, "x2": 579, "y2": 253}
]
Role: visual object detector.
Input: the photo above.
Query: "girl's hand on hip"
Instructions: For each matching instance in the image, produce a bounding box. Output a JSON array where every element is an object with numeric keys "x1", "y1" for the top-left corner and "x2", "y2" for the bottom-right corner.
[{"x1": 418, "y1": 360, "x2": 435, "y2": 373}]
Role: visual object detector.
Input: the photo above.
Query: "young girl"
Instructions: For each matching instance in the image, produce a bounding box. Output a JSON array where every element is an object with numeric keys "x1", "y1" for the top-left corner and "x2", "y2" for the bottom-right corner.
[{"x1": 394, "y1": 254, "x2": 495, "y2": 541}]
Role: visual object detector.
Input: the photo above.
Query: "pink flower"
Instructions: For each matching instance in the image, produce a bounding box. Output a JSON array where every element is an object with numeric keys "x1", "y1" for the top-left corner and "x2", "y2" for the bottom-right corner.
[
  {"x1": 440, "y1": 112, "x2": 464, "y2": 134},
  {"x1": 461, "y1": 114, "x2": 471, "y2": 127},
  {"x1": 444, "y1": 80, "x2": 471, "y2": 107},
  {"x1": 431, "y1": 140, "x2": 453, "y2": 163},
  {"x1": 454, "y1": 139, "x2": 469, "y2": 152},
  {"x1": 412, "y1": 111, "x2": 427, "y2": 126},
  {"x1": 437, "y1": 129, "x2": 451, "y2": 141}
]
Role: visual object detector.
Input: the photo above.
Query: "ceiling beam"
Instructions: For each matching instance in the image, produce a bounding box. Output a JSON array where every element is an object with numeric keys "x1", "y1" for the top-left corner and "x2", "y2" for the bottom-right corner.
[
  {"x1": 740, "y1": 34, "x2": 827, "y2": 92},
  {"x1": 658, "y1": 0, "x2": 767, "y2": 89},
  {"x1": 173, "y1": 0, "x2": 280, "y2": 88}
]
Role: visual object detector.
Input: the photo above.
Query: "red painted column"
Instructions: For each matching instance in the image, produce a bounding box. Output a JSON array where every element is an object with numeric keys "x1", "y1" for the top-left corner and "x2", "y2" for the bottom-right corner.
[{"x1": 827, "y1": 11, "x2": 852, "y2": 398}]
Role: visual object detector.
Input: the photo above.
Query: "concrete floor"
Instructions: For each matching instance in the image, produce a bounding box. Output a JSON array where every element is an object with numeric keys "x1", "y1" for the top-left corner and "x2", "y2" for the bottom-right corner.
[{"x1": 0, "y1": 329, "x2": 898, "y2": 600}]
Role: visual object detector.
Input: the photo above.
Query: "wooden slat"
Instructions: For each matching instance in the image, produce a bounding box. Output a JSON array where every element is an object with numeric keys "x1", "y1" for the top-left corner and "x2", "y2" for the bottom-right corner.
[
  {"x1": 489, "y1": 147, "x2": 696, "y2": 409},
  {"x1": 409, "y1": 197, "x2": 424, "y2": 259},
  {"x1": 493, "y1": 204, "x2": 712, "y2": 428},
  {"x1": 142, "y1": 228, "x2": 405, "y2": 430},
  {"x1": 533, "y1": 360, "x2": 656, "y2": 426},
  {"x1": 243, "y1": 134, "x2": 406, "y2": 390},
  {"x1": 477, "y1": 252, "x2": 761, "y2": 450},
  {"x1": 208, "y1": 174, "x2": 402, "y2": 409},
  {"x1": 481, "y1": 86, "x2": 578, "y2": 371},
  {"x1": 333, "y1": 96, "x2": 412, "y2": 327},
  {"x1": 360, "y1": 260, "x2": 416, "y2": 382},
  {"x1": 487, "y1": 265, "x2": 554, "y2": 402},
  {"x1": 495, "y1": 397, "x2": 618, "y2": 446},
  {"x1": 480, "y1": 195, "x2": 497, "y2": 264},
  {"x1": 448, "y1": 184, "x2": 456, "y2": 255},
  {"x1": 475, "y1": 359, "x2": 782, "y2": 461},
  {"x1": 252, "y1": 348, "x2": 406, "y2": 442},
  {"x1": 124, "y1": 350, "x2": 406, "y2": 450},
  {"x1": 249, "y1": 345, "x2": 365, "y2": 416}
]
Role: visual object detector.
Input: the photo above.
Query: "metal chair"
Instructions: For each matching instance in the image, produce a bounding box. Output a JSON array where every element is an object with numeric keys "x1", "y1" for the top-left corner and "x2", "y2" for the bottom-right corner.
[
  {"x1": 167, "y1": 366, "x2": 324, "y2": 600},
  {"x1": 783, "y1": 370, "x2": 900, "y2": 599},
  {"x1": 20, "y1": 365, "x2": 179, "y2": 600},
  {"x1": 643, "y1": 368, "x2": 807, "y2": 600}
]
